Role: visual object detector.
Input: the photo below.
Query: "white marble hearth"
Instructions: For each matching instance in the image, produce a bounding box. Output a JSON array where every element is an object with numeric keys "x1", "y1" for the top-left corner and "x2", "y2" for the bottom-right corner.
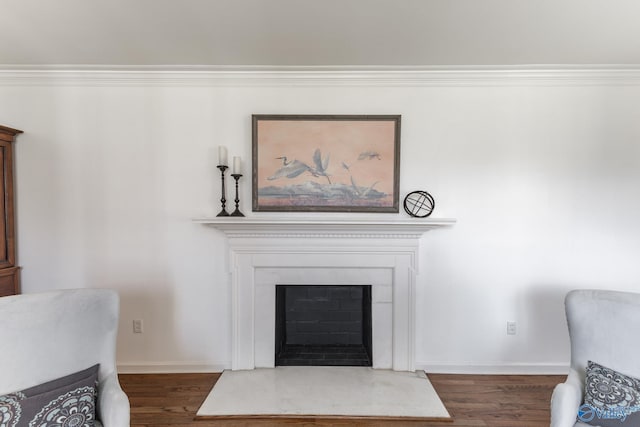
[
  {"x1": 196, "y1": 217, "x2": 455, "y2": 372},
  {"x1": 196, "y1": 367, "x2": 451, "y2": 419}
]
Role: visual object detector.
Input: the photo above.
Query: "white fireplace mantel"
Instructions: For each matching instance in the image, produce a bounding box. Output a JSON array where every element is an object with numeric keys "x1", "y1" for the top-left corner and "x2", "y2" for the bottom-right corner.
[
  {"x1": 194, "y1": 217, "x2": 456, "y2": 238},
  {"x1": 196, "y1": 216, "x2": 455, "y2": 371}
]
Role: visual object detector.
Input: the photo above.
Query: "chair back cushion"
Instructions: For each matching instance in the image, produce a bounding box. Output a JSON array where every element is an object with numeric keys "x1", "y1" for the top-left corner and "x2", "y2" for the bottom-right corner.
[
  {"x1": 0, "y1": 289, "x2": 119, "y2": 395},
  {"x1": 566, "y1": 289, "x2": 640, "y2": 380}
]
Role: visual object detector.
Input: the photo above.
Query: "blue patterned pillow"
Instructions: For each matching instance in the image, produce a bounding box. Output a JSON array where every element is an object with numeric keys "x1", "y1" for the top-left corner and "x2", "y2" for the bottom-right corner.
[
  {"x1": 0, "y1": 364, "x2": 98, "y2": 427},
  {"x1": 578, "y1": 361, "x2": 640, "y2": 426}
]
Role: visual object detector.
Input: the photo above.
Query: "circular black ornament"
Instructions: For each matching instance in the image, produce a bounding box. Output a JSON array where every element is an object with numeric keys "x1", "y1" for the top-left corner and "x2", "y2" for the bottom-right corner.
[{"x1": 403, "y1": 191, "x2": 435, "y2": 218}]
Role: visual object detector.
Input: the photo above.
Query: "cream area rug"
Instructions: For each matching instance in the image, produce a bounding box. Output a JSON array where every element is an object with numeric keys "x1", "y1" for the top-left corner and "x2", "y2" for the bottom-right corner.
[{"x1": 196, "y1": 366, "x2": 451, "y2": 420}]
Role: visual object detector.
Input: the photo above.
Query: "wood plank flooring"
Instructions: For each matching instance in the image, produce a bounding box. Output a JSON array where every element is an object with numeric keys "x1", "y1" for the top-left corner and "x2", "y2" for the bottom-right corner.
[{"x1": 119, "y1": 372, "x2": 565, "y2": 427}]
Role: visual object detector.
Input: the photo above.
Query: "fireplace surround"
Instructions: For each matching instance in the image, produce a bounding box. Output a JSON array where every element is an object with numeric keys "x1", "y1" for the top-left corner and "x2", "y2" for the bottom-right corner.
[{"x1": 196, "y1": 217, "x2": 455, "y2": 372}]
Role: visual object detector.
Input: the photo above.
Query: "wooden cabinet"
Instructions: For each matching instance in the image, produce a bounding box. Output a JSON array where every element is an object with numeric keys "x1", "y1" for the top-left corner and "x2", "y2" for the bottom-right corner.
[{"x1": 0, "y1": 125, "x2": 22, "y2": 297}]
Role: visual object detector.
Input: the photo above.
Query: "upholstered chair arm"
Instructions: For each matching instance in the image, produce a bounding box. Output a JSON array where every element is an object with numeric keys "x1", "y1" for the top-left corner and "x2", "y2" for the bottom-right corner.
[
  {"x1": 550, "y1": 369, "x2": 583, "y2": 427},
  {"x1": 97, "y1": 373, "x2": 130, "y2": 427}
]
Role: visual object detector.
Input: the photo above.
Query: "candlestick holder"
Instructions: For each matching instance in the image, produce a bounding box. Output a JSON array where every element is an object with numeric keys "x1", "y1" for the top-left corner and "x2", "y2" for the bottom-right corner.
[
  {"x1": 230, "y1": 174, "x2": 245, "y2": 217},
  {"x1": 216, "y1": 165, "x2": 229, "y2": 217}
]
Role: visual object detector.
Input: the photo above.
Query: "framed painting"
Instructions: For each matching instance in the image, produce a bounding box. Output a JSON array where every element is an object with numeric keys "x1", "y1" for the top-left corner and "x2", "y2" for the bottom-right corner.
[{"x1": 252, "y1": 114, "x2": 401, "y2": 212}]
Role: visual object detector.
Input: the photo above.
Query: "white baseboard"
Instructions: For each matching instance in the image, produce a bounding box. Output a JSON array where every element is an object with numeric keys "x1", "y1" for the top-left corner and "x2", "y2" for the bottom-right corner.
[
  {"x1": 117, "y1": 361, "x2": 569, "y2": 375},
  {"x1": 417, "y1": 362, "x2": 570, "y2": 375},
  {"x1": 117, "y1": 362, "x2": 229, "y2": 374}
]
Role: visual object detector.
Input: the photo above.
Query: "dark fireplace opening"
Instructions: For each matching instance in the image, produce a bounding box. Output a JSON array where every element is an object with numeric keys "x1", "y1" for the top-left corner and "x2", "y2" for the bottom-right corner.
[{"x1": 275, "y1": 285, "x2": 372, "y2": 366}]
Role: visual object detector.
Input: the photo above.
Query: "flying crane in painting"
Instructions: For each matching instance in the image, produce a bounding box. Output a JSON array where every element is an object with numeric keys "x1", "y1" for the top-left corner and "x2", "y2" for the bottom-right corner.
[
  {"x1": 312, "y1": 149, "x2": 331, "y2": 184},
  {"x1": 267, "y1": 156, "x2": 314, "y2": 180},
  {"x1": 267, "y1": 149, "x2": 332, "y2": 184}
]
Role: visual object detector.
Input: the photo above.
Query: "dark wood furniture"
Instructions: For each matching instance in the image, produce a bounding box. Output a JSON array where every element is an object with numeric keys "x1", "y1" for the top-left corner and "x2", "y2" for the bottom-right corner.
[{"x1": 0, "y1": 125, "x2": 22, "y2": 297}]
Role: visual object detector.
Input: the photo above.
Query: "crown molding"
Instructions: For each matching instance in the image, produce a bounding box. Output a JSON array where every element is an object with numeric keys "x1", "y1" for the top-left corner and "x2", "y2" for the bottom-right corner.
[{"x1": 1, "y1": 65, "x2": 640, "y2": 87}]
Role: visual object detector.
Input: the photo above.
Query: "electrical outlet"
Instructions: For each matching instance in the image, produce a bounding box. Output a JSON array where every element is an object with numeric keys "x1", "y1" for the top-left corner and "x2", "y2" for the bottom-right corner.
[
  {"x1": 507, "y1": 321, "x2": 516, "y2": 335},
  {"x1": 133, "y1": 319, "x2": 143, "y2": 334}
]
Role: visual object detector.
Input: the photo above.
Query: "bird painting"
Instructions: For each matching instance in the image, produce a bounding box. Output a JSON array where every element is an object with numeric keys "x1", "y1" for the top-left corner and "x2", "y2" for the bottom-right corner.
[
  {"x1": 262, "y1": 146, "x2": 387, "y2": 206},
  {"x1": 254, "y1": 115, "x2": 399, "y2": 211}
]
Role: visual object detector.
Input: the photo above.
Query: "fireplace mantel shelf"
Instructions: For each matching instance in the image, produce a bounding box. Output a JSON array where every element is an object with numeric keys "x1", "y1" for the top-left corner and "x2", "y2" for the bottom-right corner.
[{"x1": 194, "y1": 217, "x2": 456, "y2": 238}]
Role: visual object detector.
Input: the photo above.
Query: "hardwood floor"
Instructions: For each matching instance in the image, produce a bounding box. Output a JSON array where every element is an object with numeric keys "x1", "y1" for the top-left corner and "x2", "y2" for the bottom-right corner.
[{"x1": 119, "y1": 372, "x2": 564, "y2": 427}]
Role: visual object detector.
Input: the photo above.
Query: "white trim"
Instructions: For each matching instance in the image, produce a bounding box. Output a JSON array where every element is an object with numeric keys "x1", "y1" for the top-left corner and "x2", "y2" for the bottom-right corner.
[
  {"x1": 117, "y1": 361, "x2": 569, "y2": 375},
  {"x1": 2, "y1": 64, "x2": 640, "y2": 71},
  {"x1": 1, "y1": 65, "x2": 640, "y2": 87},
  {"x1": 194, "y1": 217, "x2": 456, "y2": 239},
  {"x1": 200, "y1": 219, "x2": 442, "y2": 372},
  {"x1": 117, "y1": 362, "x2": 228, "y2": 374},
  {"x1": 418, "y1": 362, "x2": 570, "y2": 375}
]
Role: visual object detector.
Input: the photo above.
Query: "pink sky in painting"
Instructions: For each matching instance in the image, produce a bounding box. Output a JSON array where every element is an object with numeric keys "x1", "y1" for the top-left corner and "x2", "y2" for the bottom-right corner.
[{"x1": 256, "y1": 119, "x2": 397, "y2": 197}]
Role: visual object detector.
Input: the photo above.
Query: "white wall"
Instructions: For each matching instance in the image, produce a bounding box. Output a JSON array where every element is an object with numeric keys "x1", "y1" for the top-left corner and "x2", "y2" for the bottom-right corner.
[{"x1": 1, "y1": 70, "x2": 639, "y2": 373}]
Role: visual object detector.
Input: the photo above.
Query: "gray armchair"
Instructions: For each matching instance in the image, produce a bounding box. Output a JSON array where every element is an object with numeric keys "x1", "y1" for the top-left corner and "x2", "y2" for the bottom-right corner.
[
  {"x1": 550, "y1": 289, "x2": 640, "y2": 427},
  {"x1": 0, "y1": 289, "x2": 130, "y2": 427}
]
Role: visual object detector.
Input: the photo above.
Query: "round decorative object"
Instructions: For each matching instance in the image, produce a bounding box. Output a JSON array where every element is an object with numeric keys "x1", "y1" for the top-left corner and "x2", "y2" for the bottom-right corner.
[{"x1": 403, "y1": 191, "x2": 435, "y2": 218}]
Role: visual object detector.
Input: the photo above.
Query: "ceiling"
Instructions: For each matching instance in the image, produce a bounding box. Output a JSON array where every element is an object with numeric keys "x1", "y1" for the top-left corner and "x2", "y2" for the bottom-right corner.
[{"x1": 1, "y1": 0, "x2": 640, "y2": 69}]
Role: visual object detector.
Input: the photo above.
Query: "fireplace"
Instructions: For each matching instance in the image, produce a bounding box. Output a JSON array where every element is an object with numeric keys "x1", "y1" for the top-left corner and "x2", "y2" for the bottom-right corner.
[
  {"x1": 195, "y1": 217, "x2": 455, "y2": 372},
  {"x1": 275, "y1": 285, "x2": 373, "y2": 366}
]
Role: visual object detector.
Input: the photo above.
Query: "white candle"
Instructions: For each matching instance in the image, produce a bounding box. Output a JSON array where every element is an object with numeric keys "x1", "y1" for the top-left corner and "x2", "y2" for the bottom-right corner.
[
  {"x1": 218, "y1": 146, "x2": 228, "y2": 166},
  {"x1": 233, "y1": 156, "x2": 242, "y2": 174}
]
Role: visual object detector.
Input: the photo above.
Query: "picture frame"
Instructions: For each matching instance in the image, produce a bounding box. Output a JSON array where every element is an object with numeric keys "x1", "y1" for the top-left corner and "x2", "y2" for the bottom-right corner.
[{"x1": 252, "y1": 114, "x2": 401, "y2": 212}]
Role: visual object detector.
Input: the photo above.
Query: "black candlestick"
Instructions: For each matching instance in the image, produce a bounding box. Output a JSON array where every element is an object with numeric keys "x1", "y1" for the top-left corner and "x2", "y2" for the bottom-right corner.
[
  {"x1": 216, "y1": 165, "x2": 229, "y2": 217},
  {"x1": 230, "y1": 174, "x2": 245, "y2": 217}
]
